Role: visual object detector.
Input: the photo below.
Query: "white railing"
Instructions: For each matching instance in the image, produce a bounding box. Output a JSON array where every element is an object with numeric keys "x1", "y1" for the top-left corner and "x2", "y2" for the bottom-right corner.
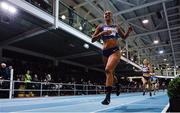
[
  {"x1": 0, "y1": 79, "x2": 107, "y2": 98},
  {"x1": 0, "y1": 80, "x2": 142, "y2": 99},
  {"x1": 155, "y1": 69, "x2": 180, "y2": 77},
  {"x1": 0, "y1": 69, "x2": 143, "y2": 99}
]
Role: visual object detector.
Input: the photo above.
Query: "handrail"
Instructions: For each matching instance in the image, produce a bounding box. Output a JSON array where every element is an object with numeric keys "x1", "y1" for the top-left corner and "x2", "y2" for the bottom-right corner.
[{"x1": 0, "y1": 79, "x2": 143, "y2": 98}]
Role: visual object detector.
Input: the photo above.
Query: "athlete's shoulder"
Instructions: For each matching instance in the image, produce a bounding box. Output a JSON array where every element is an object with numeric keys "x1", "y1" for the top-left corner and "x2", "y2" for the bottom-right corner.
[
  {"x1": 96, "y1": 24, "x2": 104, "y2": 30},
  {"x1": 97, "y1": 24, "x2": 104, "y2": 27}
]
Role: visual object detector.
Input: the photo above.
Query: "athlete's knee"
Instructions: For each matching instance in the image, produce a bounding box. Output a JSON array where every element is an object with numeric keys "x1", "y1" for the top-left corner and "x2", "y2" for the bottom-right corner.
[{"x1": 105, "y1": 68, "x2": 113, "y2": 75}]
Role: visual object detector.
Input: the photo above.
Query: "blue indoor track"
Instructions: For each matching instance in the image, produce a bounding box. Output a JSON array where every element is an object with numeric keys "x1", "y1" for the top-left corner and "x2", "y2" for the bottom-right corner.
[{"x1": 0, "y1": 91, "x2": 168, "y2": 113}]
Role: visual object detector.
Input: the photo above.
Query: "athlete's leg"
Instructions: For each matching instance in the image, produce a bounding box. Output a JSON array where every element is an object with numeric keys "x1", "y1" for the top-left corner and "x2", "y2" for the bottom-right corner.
[
  {"x1": 142, "y1": 77, "x2": 147, "y2": 95},
  {"x1": 102, "y1": 51, "x2": 120, "y2": 105}
]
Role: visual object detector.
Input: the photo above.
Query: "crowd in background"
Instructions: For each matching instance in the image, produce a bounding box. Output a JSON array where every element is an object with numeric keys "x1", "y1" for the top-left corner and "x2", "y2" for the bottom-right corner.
[{"x1": 0, "y1": 58, "x2": 169, "y2": 98}]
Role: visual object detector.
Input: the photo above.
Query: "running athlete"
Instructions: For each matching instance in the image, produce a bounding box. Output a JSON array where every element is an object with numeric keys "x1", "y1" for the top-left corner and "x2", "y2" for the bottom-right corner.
[
  {"x1": 142, "y1": 59, "x2": 153, "y2": 96},
  {"x1": 92, "y1": 10, "x2": 133, "y2": 105}
]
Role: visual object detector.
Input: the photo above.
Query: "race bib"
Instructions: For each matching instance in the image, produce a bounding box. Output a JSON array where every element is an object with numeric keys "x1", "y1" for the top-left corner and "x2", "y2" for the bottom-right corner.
[{"x1": 103, "y1": 27, "x2": 117, "y2": 36}]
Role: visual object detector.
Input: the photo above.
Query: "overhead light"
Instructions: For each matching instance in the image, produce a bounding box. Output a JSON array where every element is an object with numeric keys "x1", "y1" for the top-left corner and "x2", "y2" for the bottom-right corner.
[
  {"x1": 159, "y1": 50, "x2": 164, "y2": 54},
  {"x1": 9, "y1": 6, "x2": 17, "y2": 13},
  {"x1": 164, "y1": 59, "x2": 167, "y2": 61},
  {"x1": 131, "y1": 58, "x2": 134, "y2": 61},
  {"x1": 142, "y1": 19, "x2": 149, "y2": 24},
  {"x1": 122, "y1": 53, "x2": 125, "y2": 56},
  {"x1": 1, "y1": 2, "x2": 8, "y2": 10},
  {"x1": 79, "y1": 26, "x2": 82, "y2": 30},
  {"x1": 0, "y1": 2, "x2": 17, "y2": 14},
  {"x1": 61, "y1": 15, "x2": 66, "y2": 20},
  {"x1": 83, "y1": 43, "x2": 89, "y2": 49},
  {"x1": 166, "y1": 63, "x2": 169, "y2": 66},
  {"x1": 153, "y1": 40, "x2": 159, "y2": 44}
]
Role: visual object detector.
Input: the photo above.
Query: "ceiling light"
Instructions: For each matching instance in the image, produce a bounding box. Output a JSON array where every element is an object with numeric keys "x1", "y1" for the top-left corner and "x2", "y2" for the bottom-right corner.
[
  {"x1": 153, "y1": 40, "x2": 159, "y2": 44},
  {"x1": 142, "y1": 19, "x2": 149, "y2": 24},
  {"x1": 164, "y1": 59, "x2": 167, "y2": 61},
  {"x1": 166, "y1": 63, "x2": 169, "y2": 66},
  {"x1": 79, "y1": 26, "x2": 82, "y2": 30},
  {"x1": 131, "y1": 58, "x2": 134, "y2": 61},
  {"x1": 8, "y1": 6, "x2": 17, "y2": 13},
  {"x1": 0, "y1": 2, "x2": 17, "y2": 14},
  {"x1": 159, "y1": 50, "x2": 164, "y2": 54},
  {"x1": 83, "y1": 43, "x2": 89, "y2": 49},
  {"x1": 61, "y1": 15, "x2": 66, "y2": 20},
  {"x1": 122, "y1": 53, "x2": 125, "y2": 56},
  {"x1": 1, "y1": 2, "x2": 9, "y2": 10}
]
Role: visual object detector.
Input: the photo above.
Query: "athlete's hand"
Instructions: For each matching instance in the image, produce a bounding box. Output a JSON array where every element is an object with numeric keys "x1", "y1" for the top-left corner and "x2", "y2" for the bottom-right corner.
[{"x1": 128, "y1": 26, "x2": 133, "y2": 32}]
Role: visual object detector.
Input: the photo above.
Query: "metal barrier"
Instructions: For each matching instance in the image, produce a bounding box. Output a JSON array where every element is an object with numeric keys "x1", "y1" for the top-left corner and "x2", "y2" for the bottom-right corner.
[
  {"x1": 155, "y1": 69, "x2": 180, "y2": 78},
  {"x1": 0, "y1": 79, "x2": 142, "y2": 99},
  {"x1": 0, "y1": 79, "x2": 107, "y2": 98},
  {"x1": 0, "y1": 69, "x2": 142, "y2": 99}
]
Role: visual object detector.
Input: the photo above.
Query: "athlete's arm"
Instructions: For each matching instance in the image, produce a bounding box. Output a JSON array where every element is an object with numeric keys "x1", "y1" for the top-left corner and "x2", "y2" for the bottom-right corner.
[
  {"x1": 91, "y1": 25, "x2": 112, "y2": 43},
  {"x1": 92, "y1": 25, "x2": 102, "y2": 43},
  {"x1": 148, "y1": 64, "x2": 153, "y2": 75},
  {"x1": 117, "y1": 25, "x2": 133, "y2": 39}
]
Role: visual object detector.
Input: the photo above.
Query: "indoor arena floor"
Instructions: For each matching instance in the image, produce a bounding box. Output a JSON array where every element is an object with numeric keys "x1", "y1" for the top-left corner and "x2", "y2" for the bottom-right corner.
[{"x1": 0, "y1": 91, "x2": 168, "y2": 113}]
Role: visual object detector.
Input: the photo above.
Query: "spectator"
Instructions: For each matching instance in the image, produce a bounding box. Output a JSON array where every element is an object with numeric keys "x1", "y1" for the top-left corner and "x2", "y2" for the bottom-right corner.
[
  {"x1": 44, "y1": 73, "x2": 51, "y2": 96},
  {"x1": 0, "y1": 63, "x2": 10, "y2": 80},
  {"x1": 24, "y1": 70, "x2": 32, "y2": 96},
  {"x1": 80, "y1": 18, "x2": 87, "y2": 32},
  {"x1": 32, "y1": 74, "x2": 39, "y2": 96},
  {"x1": 45, "y1": 73, "x2": 51, "y2": 82},
  {"x1": 33, "y1": 74, "x2": 39, "y2": 82},
  {"x1": 0, "y1": 63, "x2": 11, "y2": 98},
  {"x1": 91, "y1": 24, "x2": 97, "y2": 34},
  {"x1": 68, "y1": 6, "x2": 75, "y2": 26}
]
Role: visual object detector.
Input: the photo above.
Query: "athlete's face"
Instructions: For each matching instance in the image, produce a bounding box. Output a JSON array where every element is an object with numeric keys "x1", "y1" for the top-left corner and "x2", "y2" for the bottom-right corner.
[
  {"x1": 104, "y1": 11, "x2": 112, "y2": 21},
  {"x1": 143, "y1": 59, "x2": 149, "y2": 65}
]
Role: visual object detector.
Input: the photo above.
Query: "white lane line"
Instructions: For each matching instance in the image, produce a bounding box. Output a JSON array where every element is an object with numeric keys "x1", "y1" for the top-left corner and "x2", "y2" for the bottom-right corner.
[
  {"x1": 5, "y1": 92, "x2": 167, "y2": 113},
  {"x1": 161, "y1": 103, "x2": 169, "y2": 113},
  {"x1": 91, "y1": 93, "x2": 167, "y2": 113},
  {"x1": 1, "y1": 95, "x2": 104, "y2": 107},
  {"x1": 1, "y1": 93, "x2": 138, "y2": 107},
  {"x1": 14, "y1": 95, "x2": 149, "y2": 112},
  {"x1": 90, "y1": 98, "x2": 149, "y2": 113}
]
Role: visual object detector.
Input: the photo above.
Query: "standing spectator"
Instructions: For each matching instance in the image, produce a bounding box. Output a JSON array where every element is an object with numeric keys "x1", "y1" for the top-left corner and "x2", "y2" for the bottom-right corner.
[
  {"x1": 24, "y1": 70, "x2": 32, "y2": 96},
  {"x1": 32, "y1": 74, "x2": 39, "y2": 96},
  {"x1": 80, "y1": 18, "x2": 87, "y2": 32},
  {"x1": 33, "y1": 74, "x2": 39, "y2": 82},
  {"x1": 44, "y1": 74, "x2": 51, "y2": 96},
  {"x1": 45, "y1": 74, "x2": 51, "y2": 83},
  {"x1": 33, "y1": 74, "x2": 39, "y2": 88},
  {"x1": 0, "y1": 63, "x2": 10, "y2": 80},
  {"x1": 68, "y1": 6, "x2": 75, "y2": 26},
  {"x1": 162, "y1": 82, "x2": 166, "y2": 92},
  {"x1": 0, "y1": 63, "x2": 11, "y2": 98},
  {"x1": 91, "y1": 24, "x2": 97, "y2": 34}
]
